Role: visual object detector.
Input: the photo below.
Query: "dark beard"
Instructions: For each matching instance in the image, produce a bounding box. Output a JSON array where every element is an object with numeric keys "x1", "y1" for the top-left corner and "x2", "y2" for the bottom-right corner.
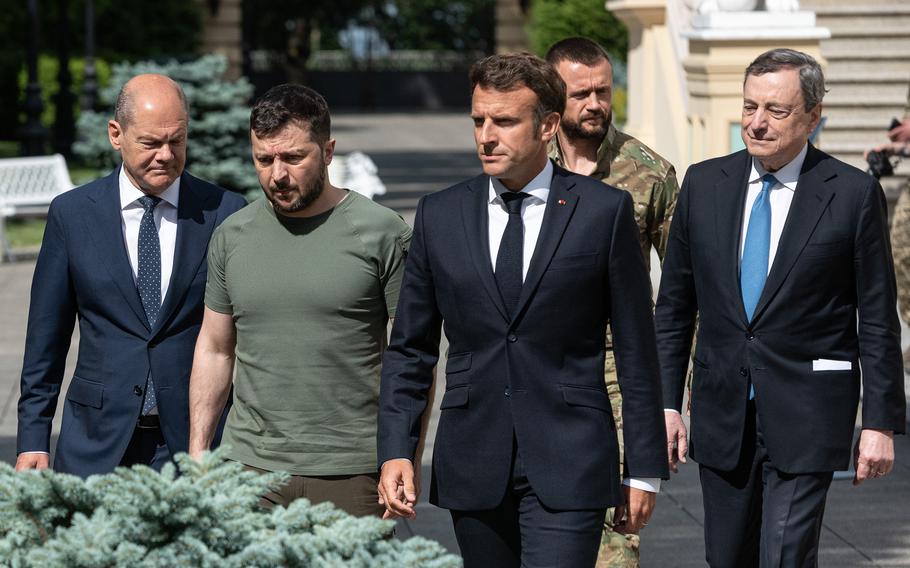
[
  {"x1": 268, "y1": 166, "x2": 326, "y2": 214},
  {"x1": 561, "y1": 112, "x2": 610, "y2": 142}
]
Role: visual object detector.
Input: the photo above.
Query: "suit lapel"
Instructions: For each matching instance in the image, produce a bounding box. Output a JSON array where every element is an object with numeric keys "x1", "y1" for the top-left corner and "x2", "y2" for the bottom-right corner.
[
  {"x1": 512, "y1": 166, "x2": 578, "y2": 321},
  {"x1": 152, "y1": 174, "x2": 214, "y2": 337},
  {"x1": 85, "y1": 169, "x2": 150, "y2": 332},
  {"x1": 714, "y1": 151, "x2": 751, "y2": 327},
  {"x1": 461, "y1": 175, "x2": 510, "y2": 323},
  {"x1": 751, "y1": 146, "x2": 835, "y2": 322}
]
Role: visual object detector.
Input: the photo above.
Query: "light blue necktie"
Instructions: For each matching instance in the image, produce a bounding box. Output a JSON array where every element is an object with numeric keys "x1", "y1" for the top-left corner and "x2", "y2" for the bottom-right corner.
[{"x1": 740, "y1": 174, "x2": 777, "y2": 399}]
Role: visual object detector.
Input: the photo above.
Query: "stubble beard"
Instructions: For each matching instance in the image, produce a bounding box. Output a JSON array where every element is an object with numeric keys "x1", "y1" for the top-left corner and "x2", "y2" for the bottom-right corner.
[
  {"x1": 561, "y1": 111, "x2": 610, "y2": 143},
  {"x1": 267, "y1": 167, "x2": 326, "y2": 214}
]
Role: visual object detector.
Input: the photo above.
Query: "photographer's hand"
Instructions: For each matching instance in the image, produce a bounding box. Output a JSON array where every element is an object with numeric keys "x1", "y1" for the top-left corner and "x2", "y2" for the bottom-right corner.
[{"x1": 888, "y1": 118, "x2": 910, "y2": 143}]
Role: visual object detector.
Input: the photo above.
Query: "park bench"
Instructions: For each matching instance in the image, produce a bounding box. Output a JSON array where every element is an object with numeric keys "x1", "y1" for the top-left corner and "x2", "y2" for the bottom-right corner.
[
  {"x1": 328, "y1": 151, "x2": 386, "y2": 201},
  {"x1": 0, "y1": 154, "x2": 74, "y2": 262}
]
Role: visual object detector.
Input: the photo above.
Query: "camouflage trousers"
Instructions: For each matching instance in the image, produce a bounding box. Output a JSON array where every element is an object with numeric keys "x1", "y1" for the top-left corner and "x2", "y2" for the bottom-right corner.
[
  {"x1": 596, "y1": 350, "x2": 640, "y2": 568},
  {"x1": 892, "y1": 185, "x2": 910, "y2": 324}
]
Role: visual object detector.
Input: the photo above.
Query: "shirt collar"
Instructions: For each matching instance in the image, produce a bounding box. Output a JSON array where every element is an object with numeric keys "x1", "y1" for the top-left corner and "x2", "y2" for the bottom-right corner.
[
  {"x1": 748, "y1": 143, "x2": 808, "y2": 192},
  {"x1": 119, "y1": 166, "x2": 181, "y2": 210},
  {"x1": 488, "y1": 159, "x2": 553, "y2": 205}
]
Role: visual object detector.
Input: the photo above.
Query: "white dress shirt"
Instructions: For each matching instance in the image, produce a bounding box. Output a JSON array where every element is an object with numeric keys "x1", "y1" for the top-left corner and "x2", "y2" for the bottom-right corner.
[
  {"x1": 488, "y1": 160, "x2": 552, "y2": 279},
  {"x1": 119, "y1": 166, "x2": 180, "y2": 302},
  {"x1": 488, "y1": 160, "x2": 659, "y2": 493},
  {"x1": 739, "y1": 143, "x2": 807, "y2": 269}
]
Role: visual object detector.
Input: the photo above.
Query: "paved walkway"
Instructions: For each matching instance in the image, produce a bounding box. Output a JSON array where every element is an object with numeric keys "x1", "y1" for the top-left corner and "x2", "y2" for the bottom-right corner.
[{"x1": 2, "y1": 112, "x2": 909, "y2": 565}]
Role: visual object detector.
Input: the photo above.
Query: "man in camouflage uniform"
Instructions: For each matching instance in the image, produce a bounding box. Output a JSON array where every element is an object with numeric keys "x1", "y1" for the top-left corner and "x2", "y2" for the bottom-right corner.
[
  {"x1": 546, "y1": 37, "x2": 680, "y2": 568},
  {"x1": 870, "y1": 84, "x2": 910, "y2": 370}
]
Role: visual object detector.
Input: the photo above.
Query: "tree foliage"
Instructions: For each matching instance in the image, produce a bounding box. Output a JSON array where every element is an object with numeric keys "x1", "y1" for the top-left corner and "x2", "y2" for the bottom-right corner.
[
  {"x1": 0, "y1": 448, "x2": 460, "y2": 567},
  {"x1": 369, "y1": 0, "x2": 494, "y2": 53},
  {"x1": 527, "y1": 0, "x2": 628, "y2": 61},
  {"x1": 73, "y1": 55, "x2": 258, "y2": 194}
]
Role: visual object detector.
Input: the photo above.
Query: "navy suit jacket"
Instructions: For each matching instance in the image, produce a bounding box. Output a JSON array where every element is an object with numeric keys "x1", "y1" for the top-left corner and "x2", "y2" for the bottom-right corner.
[
  {"x1": 17, "y1": 169, "x2": 246, "y2": 476},
  {"x1": 656, "y1": 145, "x2": 906, "y2": 473},
  {"x1": 378, "y1": 163, "x2": 668, "y2": 512}
]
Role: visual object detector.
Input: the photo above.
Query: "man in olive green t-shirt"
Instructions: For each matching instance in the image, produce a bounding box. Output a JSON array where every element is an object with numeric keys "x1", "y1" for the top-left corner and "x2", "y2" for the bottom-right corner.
[{"x1": 187, "y1": 84, "x2": 411, "y2": 517}]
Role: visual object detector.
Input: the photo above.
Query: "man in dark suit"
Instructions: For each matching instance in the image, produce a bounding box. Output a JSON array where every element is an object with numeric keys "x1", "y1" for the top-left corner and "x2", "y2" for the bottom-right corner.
[
  {"x1": 658, "y1": 48, "x2": 906, "y2": 566},
  {"x1": 377, "y1": 53, "x2": 668, "y2": 567},
  {"x1": 16, "y1": 74, "x2": 246, "y2": 477}
]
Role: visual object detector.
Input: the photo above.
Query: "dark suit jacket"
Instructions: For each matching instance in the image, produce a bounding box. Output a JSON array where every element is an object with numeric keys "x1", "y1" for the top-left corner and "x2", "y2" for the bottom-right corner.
[
  {"x1": 378, "y1": 163, "x2": 668, "y2": 512},
  {"x1": 17, "y1": 169, "x2": 246, "y2": 476},
  {"x1": 656, "y1": 145, "x2": 906, "y2": 474}
]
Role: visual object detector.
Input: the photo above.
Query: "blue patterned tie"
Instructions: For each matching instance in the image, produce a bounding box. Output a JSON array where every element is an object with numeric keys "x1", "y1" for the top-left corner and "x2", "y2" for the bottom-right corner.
[
  {"x1": 740, "y1": 174, "x2": 777, "y2": 399},
  {"x1": 137, "y1": 195, "x2": 162, "y2": 415},
  {"x1": 495, "y1": 191, "x2": 531, "y2": 317}
]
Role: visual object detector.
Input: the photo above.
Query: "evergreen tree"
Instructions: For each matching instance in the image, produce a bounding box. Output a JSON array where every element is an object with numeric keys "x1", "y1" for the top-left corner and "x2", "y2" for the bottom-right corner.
[
  {"x1": 73, "y1": 54, "x2": 259, "y2": 195},
  {"x1": 0, "y1": 448, "x2": 460, "y2": 567}
]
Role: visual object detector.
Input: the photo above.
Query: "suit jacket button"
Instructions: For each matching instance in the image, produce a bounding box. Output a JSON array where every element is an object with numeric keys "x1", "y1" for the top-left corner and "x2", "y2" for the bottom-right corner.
[
  {"x1": 740, "y1": 367, "x2": 748, "y2": 376},
  {"x1": 504, "y1": 387, "x2": 511, "y2": 397},
  {"x1": 133, "y1": 385, "x2": 143, "y2": 397},
  {"x1": 745, "y1": 332, "x2": 755, "y2": 341},
  {"x1": 507, "y1": 333, "x2": 518, "y2": 343}
]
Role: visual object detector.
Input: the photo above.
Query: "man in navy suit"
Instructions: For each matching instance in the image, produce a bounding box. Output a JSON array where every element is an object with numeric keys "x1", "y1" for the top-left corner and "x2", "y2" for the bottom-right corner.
[
  {"x1": 16, "y1": 74, "x2": 246, "y2": 476},
  {"x1": 377, "y1": 53, "x2": 668, "y2": 567},
  {"x1": 658, "y1": 49, "x2": 906, "y2": 566}
]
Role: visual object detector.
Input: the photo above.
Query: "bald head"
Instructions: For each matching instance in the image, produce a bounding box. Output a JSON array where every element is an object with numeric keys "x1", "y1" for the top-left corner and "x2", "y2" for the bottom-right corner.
[
  {"x1": 108, "y1": 74, "x2": 189, "y2": 195},
  {"x1": 114, "y1": 74, "x2": 189, "y2": 129}
]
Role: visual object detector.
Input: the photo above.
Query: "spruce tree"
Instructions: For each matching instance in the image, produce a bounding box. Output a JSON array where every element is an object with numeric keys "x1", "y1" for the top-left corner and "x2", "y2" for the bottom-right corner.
[{"x1": 0, "y1": 449, "x2": 460, "y2": 567}]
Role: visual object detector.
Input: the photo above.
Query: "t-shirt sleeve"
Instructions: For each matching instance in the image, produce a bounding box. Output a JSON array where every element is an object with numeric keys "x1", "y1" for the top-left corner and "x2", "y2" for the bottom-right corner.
[
  {"x1": 205, "y1": 226, "x2": 233, "y2": 314},
  {"x1": 380, "y1": 217, "x2": 413, "y2": 318}
]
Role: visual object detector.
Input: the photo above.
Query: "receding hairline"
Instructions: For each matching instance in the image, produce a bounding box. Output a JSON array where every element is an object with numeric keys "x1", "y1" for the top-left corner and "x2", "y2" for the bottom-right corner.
[{"x1": 114, "y1": 75, "x2": 189, "y2": 128}]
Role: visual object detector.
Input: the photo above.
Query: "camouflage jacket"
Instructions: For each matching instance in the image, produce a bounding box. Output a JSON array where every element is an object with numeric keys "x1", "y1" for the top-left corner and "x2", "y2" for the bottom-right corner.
[{"x1": 548, "y1": 124, "x2": 679, "y2": 268}]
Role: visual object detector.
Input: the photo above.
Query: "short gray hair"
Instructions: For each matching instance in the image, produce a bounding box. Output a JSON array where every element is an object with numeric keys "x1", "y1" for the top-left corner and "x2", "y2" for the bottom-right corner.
[
  {"x1": 744, "y1": 48, "x2": 826, "y2": 111},
  {"x1": 114, "y1": 76, "x2": 189, "y2": 127}
]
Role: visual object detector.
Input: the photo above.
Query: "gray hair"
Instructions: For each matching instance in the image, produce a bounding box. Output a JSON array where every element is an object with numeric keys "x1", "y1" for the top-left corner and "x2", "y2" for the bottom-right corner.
[
  {"x1": 114, "y1": 76, "x2": 189, "y2": 127},
  {"x1": 744, "y1": 48, "x2": 826, "y2": 111}
]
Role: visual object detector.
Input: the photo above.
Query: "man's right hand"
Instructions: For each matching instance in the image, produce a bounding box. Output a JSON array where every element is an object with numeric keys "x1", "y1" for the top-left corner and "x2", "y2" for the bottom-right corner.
[
  {"x1": 378, "y1": 458, "x2": 418, "y2": 520},
  {"x1": 15, "y1": 452, "x2": 49, "y2": 471},
  {"x1": 665, "y1": 410, "x2": 689, "y2": 473}
]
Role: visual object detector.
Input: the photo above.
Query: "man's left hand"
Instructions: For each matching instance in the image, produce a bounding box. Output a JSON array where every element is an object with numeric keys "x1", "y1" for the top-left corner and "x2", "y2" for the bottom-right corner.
[
  {"x1": 853, "y1": 428, "x2": 894, "y2": 486},
  {"x1": 613, "y1": 486, "x2": 656, "y2": 535}
]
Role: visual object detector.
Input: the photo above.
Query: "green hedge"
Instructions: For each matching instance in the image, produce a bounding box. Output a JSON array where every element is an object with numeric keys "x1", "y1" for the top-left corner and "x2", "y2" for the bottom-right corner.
[{"x1": 0, "y1": 448, "x2": 460, "y2": 567}]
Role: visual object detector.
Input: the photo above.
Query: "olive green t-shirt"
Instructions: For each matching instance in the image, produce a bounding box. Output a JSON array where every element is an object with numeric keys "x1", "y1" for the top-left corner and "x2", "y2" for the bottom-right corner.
[{"x1": 205, "y1": 191, "x2": 412, "y2": 475}]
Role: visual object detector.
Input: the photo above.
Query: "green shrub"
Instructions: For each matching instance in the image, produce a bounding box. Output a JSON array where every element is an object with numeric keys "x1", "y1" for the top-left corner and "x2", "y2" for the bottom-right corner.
[
  {"x1": 73, "y1": 54, "x2": 258, "y2": 194},
  {"x1": 17, "y1": 55, "x2": 113, "y2": 130},
  {"x1": 0, "y1": 448, "x2": 460, "y2": 567}
]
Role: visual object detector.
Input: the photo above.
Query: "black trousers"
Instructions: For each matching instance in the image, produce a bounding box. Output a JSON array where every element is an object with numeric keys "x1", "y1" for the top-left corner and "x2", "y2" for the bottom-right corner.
[
  {"x1": 700, "y1": 401, "x2": 834, "y2": 568},
  {"x1": 450, "y1": 444, "x2": 606, "y2": 568},
  {"x1": 119, "y1": 420, "x2": 171, "y2": 471}
]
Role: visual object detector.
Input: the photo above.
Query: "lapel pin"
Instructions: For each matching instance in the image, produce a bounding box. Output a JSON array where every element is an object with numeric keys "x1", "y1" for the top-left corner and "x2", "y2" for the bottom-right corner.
[{"x1": 558, "y1": 199, "x2": 566, "y2": 206}]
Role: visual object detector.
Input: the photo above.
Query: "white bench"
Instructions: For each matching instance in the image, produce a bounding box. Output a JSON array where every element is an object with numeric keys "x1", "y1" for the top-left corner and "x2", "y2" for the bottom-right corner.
[
  {"x1": 0, "y1": 154, "x2": 74, "y2": 262},
  {"x1": 327, "y1": 151, "x2": 386, "y2": 201}
]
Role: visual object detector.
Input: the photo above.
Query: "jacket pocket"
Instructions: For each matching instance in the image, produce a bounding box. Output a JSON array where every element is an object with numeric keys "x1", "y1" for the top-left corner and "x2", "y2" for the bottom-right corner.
[
  {"x1": 440, "y1": 385, "x2": 469, "y2": 409},
  {"x1": 445, "y1": 352, "x2": 472, "y2": 374},
  {"x1": 66, "y1": 376, "x2": 103, "y2": 409},
  {"x1": 561, "y1": 384, "x2": 610, "y2": 411},
  {"x1": 548, "y1": 252, "x2": 598, "y2": 271}
]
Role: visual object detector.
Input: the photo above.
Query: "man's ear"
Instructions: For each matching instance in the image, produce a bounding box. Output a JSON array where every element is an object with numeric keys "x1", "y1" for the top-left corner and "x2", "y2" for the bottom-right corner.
[
  {"x1": 323, "y1": 138, "x2": 336, "y2": 166},
  {"x1": 108, "y1": 120, "x2": 123, "y2": 151},
  {"x1": 540, "y1": 112, "x2": 561, "y2": 143}
]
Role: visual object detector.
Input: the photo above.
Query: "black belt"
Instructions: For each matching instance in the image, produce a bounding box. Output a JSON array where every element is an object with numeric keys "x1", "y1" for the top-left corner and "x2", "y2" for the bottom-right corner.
[{"x1": 137, "y1": 414, "x2": 161, "y2": 429}]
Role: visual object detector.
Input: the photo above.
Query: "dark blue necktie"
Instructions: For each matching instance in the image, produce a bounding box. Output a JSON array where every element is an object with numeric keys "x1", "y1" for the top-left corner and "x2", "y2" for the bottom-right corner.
[
  {"x1": 495, "y1": 191, "x2": 530, "y2": 317},
  {"x1": 740, "y1": 174, "x2": 777, "y2": 399},
  {"x1": 137, "y1": 195, "x2": 162, "y2": 415}
]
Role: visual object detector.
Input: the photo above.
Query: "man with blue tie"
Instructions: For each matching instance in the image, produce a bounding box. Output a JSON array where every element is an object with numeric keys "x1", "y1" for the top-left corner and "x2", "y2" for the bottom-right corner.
[
  {"x1": 15, "y1": 74, "x2": 246, "y2": 476},
  {"x1": 657, "y1": 48, "x2": 906, "y2": 566}
]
